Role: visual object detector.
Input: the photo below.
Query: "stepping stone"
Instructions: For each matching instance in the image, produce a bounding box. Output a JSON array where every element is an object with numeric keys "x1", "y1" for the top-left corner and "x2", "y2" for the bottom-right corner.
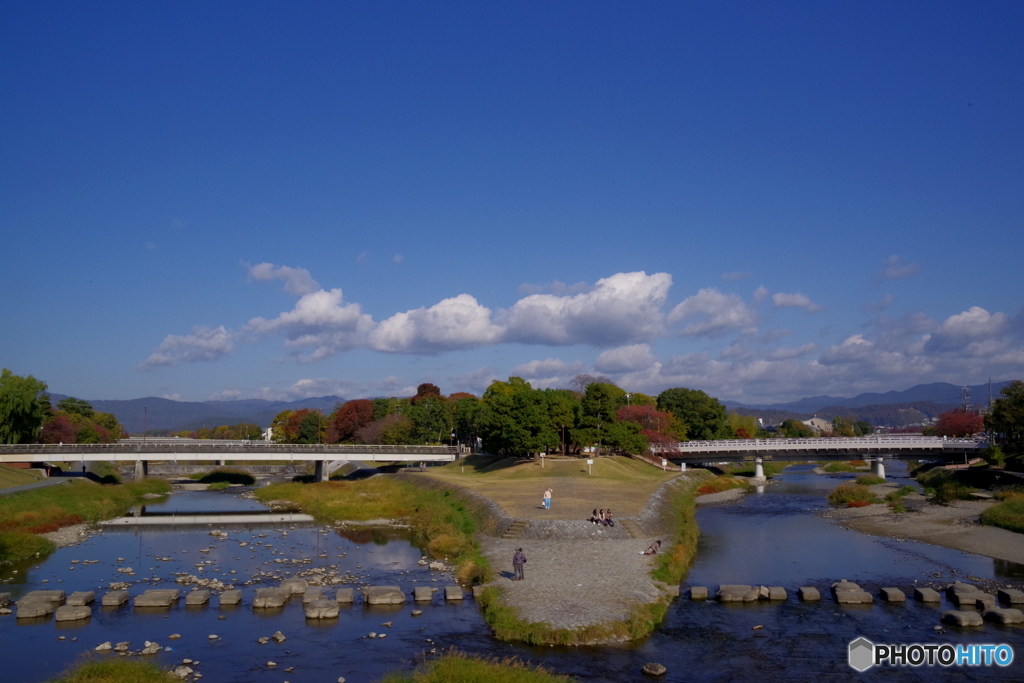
[
  {"x1": 21, "y1": 590, "x2": 65, "y2": 604},
  {"x1": 280, "y1": 578, "x2": 307, "y2": 595},
  {"x1": 946, "y1": 581, "x2": 976, "y2": 597},
  {"x1": 880, "y1": 587, "x2": 905, "y2": 603},
  {"x1": 716, "y1": 585, "x2": 752, "y2": 603},
  {"x1": 445, "y1": 586, "x2": 463, "y2": 601},
  {"x1": 305, "y1": 599, "x2": 340, "y2": 619},
  {"x1": 767, "y1": 587, "x2": 787, "y2": 601},
  {"x1": 253, "y1": 588, "x2": 289, "y2": 608},
  {"x1": 133, "y1": 590, "x2": 178, "y2": 608},
  {"x1": 999, "y1": 588, "x2": 1024, "y2": 605},
  {"x1": 975, "y1": 594, "x2": 997, "y2": 610},
  {"x1": 951, "y1": 591, "x2": 984, "y2": 607},
  {"x1": 799, "y1": 587, "x2": 820, "y2": 601},
  {"x1": 914, "y1": 587, "x2": 940, "y2": 603},
  {"x1": 302, "y1": 587, "x2": 326, "y2": 604},
  {"x1": 942, "y1": 610, "x2": 983, "y2": 627},
  {"x1": 471, "y1": 585, "x2": 485, "y2": 599},
  {"x1": 835, "y1": 591, "x2": 873, "y2": 604},
  {"x1": 983, "y1": 608, "x2": 1024, "y2": 625},
  {"x1": 689, "y1": 587, "x2": 708, "y2": 601},
  {"x1": 186, "y1": 590, "x2": 211, "y2": 606},
  {"x1": 219, "y1": 590, "x2": 242, "y2": 606},
  {"x1": 101, "y1": 591, "x2": 129, "y2": 606},
  {"x1": 361, "y1": 586, "x2": 405, "y2": 605},
  {"x1": 414, "y1": 587, "x2": 434, "y2": 602},
  {"x1": 54, "y1": 605, "x2": 92, "y2": 621},
  {"x1": 335, "y1": 588, "x2": 354, "y2": 604},
  {"x1": 742, "y1": 589, "x2": 760, "y2": 602},
  {"x1": 16, "y1": 601, "x2": 54, "y2": 618},
  {"x1": 67, "y1": 591, "x2": 95, "y2": 606}
]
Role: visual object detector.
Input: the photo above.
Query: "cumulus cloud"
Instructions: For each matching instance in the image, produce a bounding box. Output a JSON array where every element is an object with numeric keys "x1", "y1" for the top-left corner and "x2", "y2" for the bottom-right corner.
[
  {"x1": 208, "y1": 389, "x2": 242, "y2": 401},
  {"x1": 924, "y1": 306, "x2": 1010, "y2": 353},
  {"x1": 768, "y1": 343, "x2": 818, "y2": 360},
  {"x1": 247, "y1": 288, "x2": 375, "y2": 361},
  {"x1": 139, "y1": 326, "x2": 235, "y2": 369},
  {"x1": 753, "y1": 286, "x2": 770, "y2": 304},
  {"x1": 254, "y1": 376, "x2": 415, "y2": 401},
  {"x1": 772, "y1": 292, "x2": 823, "y2": 313},
  {"x1": 594, "y1": 344, "x2": 656, "y2": 374},
  {"x1": 518, "y1": 280, "x2": 591, "y2": 296},
  {"x1": 370, "y1": 294, "x2": 503, "y2": 354},
  {"x1": 502, "y1": 271, "x2": 671, "y2": 346},
  {"x1": 450, "y1": 367, "x2": 500, "y2": 394},
  {"x1": 511, "y1": 358, "x2": 587, "y2": 378},
  {"x1": 881, "y1": 255, "x2": 921, "y2": 280},
  {"x1": 668, "y1": 288, "x2": 757, "y2": 337},
  {"x1": 247, "y1": 262, "x2": 320, "y2": 296}
]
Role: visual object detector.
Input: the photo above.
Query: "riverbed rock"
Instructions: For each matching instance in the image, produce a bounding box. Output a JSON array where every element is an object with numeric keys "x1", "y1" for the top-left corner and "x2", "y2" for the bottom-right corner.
[
  {"x1": 689, "y1": 586, "x2": 708, "y2": 600},
  {"x1": 67, "y1": 591, "x2": 95, "y2": 606},
  {"x1": 444, "y1": 586, "x2": 463, "y2": 601},
  {"x1": 114, "y1": 641, "x2": 130, "y2": 652},
  {"x1": 716, "y1": 585, "x2": 752, "y2": 602},
  {"x1": 799, "y1": 587, "x2": 820, "y2": 601},
  {"x1": 767, "y1": 587, "x2": 787, "y2": 601},
  {"x1": 253, "y1": 588, "x2": 289, "y2": 608},
  {"x1": 880, "y1": 587, "x2": 905, "y2": 603},
  {"x1": 17, "y1": 600, "x2": 55, "y2": 618},
  {"x1": 914, "y1": 587, "x2": 940, "y2": 603},
  {"x1": 54, "y1": 605, "x2": 92, "y2": 621},
  {"x1": 641, "y1": 662, "x2": 667, "y2": 676},
  {"x1": 942, "y1": 610, "x2": 983, "y2": 627},
  {"x1": 0, "y1": 607, "x2": 11, "y2": 615},
  {"x1": 271, "y1": 631, "x2": 286, "y2": 643},
  {"x1": 831, "y1": 580, "x2": 861, "y2": 594},
  {"x1": 335, "y1": 588, "x2": 354, "y2": 604},
  {"x1": 758, "y1": 585, "x2": 770, "y2": 599},
  {"x1": 186, "y1": 590, "x2": 211, "y2": 606},
  {"x1": 983, "y1": 608, "x2": 1024, "y2": 625},
  {"x1": 361, "y1": 586, "x2": 405, "y2": 605},
  {"x1": 414, "y1": 587, "x2": 433, "y2": 602},
  {"x1": 219, "y1": 590, "x2": 242, "y2": 606},
  {"x1": 141, "y1": 641, "x2": 162, "y2": 655},
  {"x1": 280, "y1": 578, "x2": 307, "y2": 594},
  {"x1": 0, "y1": 593, "x2": 10, "y2": 607},
  {"x1": 95, "y1": 642, "x2": 112, "y2": 651},
  {"x1": 999, "y1": 588, "x2": 1024, "y2": 605},
  {"x1": 306, "y1": 599, "x2": 340, "y2": 619},
  {"x1": 172, "y1": 666, "x2": 194, "y2": 679}
]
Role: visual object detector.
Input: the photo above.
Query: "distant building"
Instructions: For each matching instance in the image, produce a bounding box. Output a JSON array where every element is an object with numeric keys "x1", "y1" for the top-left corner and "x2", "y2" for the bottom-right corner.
[{"x1": 802, "y1": 417, "x2": 833, "y2": 434}]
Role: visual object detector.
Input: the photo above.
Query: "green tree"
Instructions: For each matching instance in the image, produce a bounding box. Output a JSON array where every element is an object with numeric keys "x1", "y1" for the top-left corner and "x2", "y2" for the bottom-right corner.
[
  {"x1": 57, "y1": 397, "x2": 94, "y2": 418},
  {"x1": 408, "y1": 395, "x2": 450, "y2": 443},
  {"x1": 371, "y1": 398, "x2": 392, "y2": 422},
  {"x1": 831, "y1": 416, "x2": 856, "y2": 437},
  {"x1": 297, "y1": 410, "x2": 324, "y2": 444},
  {"x1": 477, "y1": 378, "x2": 557, "y2": 456},
  {"x1": 854, "y1": 420, "x2": 874, "y2": 436},
  {"x1": 0, "y1": 368, "x2": 49, "y2": 444},
  {"x1": 656, "y1": 387, "x2": 730, "y2": 441},
  {"x1": 779, "y1": 419, "x2": 815, "y2": 438},
  {"x1": 603, "y1": 420, "x2": 648, "y2": 455},
  {"x1": 727, "y1": 413, "x2": 760, "y2": 439},
  {"x1": 985, "y1": 380, "x2": 1024, "y2": 450},
  {"x1": 543, "y1": 389, "x2": 579, "y2": 455},
  {"x1": 452, "y1": 395, "x2": 480, "y2": 446},
  {"x1": 572, "y1": 382, "x2": 627, "y2": 456}
]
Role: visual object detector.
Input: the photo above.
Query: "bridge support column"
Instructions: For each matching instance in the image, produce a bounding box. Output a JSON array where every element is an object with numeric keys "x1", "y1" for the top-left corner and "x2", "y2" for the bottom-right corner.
[
  {"x1": 215, "y1": 460, "x2": 225, "y2": 466},
  {"x1": 679, "y1": 462, "x2": 686, "y2": 472},
  {"x1": 872, "y1": 457, "x2": 886, "y2": 480},
  {"x1": 314, "y1": 460, "x2": 327, "y2": 483},
  {"x1": 133, "y1": 460, "x2": 149, "y2": 480},
  {"x1": 754, "y1": 457, "x2": 764, "y2": 479}
]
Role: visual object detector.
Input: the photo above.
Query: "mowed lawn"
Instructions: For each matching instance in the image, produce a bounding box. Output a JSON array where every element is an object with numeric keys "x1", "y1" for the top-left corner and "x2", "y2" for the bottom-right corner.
[{"x1": 422, "y1": 455, "x2": 681, "y2": 520}]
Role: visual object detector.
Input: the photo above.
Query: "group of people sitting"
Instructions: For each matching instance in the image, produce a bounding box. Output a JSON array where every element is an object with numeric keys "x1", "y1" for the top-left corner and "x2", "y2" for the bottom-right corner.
[{"x1": 589, "y1": 508, "x2": 615, "y2": 527}]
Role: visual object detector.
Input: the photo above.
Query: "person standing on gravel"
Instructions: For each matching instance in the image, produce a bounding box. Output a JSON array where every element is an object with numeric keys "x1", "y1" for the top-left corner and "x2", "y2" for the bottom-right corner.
[
  {"x1": 512, "y1": 547, "x2": 527, "y2": 580},
  {"x1": 543, "y1": 488, "x2": 552, "y2": 510}
]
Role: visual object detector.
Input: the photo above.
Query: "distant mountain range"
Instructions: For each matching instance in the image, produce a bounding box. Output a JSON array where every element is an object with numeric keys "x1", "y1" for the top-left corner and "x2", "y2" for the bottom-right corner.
[
  {"x1": 50, "y1": 379, "x2": 1016, "y2": 434},
  {"x1": 47, "y1": 394, "x2": 345, "y2": 434}
]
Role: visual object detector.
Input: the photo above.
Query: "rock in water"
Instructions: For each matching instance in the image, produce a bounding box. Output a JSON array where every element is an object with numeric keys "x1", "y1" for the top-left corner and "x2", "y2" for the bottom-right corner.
[{"x1": 642, "y1": 662, "x2": 667, "y2": 676}]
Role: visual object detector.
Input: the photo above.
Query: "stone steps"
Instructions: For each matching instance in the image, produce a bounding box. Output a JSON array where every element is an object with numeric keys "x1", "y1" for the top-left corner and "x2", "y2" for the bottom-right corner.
[
  {"x1": 501, "y1": 520, "x2": 529, "y2": 539},
  {"x1": 619, "y1": 519, "x2": 644, "y2": 539}
]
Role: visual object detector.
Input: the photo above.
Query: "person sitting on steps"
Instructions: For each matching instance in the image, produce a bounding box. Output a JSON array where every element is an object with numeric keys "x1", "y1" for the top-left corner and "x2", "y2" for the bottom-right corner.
[
  {"x1": 641, "y1": 540, "x2": 662, "y2": 555},
  {"x1": 604, "y1": 508, "x2": 615, "y2": 527},
  {"x1": 590, "y1": 509, "x2": 599, "y2": 524}
]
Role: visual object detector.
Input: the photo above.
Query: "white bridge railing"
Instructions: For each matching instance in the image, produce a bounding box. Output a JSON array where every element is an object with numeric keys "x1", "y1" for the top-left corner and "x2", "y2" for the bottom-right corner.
[{"x1": 651, "y1": 435, "x2": 982, "y2": 456}]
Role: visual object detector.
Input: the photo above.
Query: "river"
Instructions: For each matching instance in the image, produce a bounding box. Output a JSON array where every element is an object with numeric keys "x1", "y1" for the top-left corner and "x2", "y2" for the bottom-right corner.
[{"x1": 2, "y1": 466, "x2": 1023, "y2": 682}]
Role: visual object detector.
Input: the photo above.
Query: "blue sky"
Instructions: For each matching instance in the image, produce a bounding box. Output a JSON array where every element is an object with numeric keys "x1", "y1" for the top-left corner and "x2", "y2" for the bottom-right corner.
[{"x1": 2, "y1": 1, "x2": 1022, "y2": 405}]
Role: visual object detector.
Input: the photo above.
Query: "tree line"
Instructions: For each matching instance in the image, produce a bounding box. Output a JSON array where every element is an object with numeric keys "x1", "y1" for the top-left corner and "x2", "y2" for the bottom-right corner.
[{"x1": 0, "y1": 369, "x2": 127, "y2": 444}]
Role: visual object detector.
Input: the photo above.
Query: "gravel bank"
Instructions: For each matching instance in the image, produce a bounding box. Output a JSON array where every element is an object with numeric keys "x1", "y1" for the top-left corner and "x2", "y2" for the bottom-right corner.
[{"x1": 40, "y1": 523, "x2": 97, "y2": 549}]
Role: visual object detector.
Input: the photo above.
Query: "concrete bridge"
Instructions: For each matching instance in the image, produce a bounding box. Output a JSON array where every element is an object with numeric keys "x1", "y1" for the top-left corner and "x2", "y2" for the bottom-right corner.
[
  {"x1": 0, "y1": 439, "x2": 465, "y2": 482},
  {"x1": 651, "y1": 435, "x2": 984, "y2": 479}
]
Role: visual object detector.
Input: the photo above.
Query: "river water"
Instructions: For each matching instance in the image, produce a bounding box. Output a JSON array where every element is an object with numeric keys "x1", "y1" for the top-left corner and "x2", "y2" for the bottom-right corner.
[{"x1": 2, "y1": 466, "x2": 1023, "y2": 682}]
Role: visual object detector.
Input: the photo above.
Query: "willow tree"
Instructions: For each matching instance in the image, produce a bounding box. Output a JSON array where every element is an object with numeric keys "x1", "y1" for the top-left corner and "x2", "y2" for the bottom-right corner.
[{"x1": 0, "y1": 368, "x2": 49, "y2": 444}]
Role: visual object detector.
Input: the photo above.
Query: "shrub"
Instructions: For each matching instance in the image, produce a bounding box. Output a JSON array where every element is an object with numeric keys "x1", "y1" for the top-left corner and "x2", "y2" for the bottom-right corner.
[
  {"x1": 984, "y1": 445, "x2": 1006, "y2": 468},
  {"x1": 980, "y1": 498, "x2": 1024, "y2": 534},
  {"x1": 916, "y1": 469, "x2": 976, "y2": 504},
  {"x1": 380, "y1": 649, "x2": 576, "y2": 683},
  {"x1": 696, "y1": 476, "x2": 750, "y2": 496},
  {"x1": 99, "y1": 474, "x2": 120, "y2": 485},
  {"x1": 856, "y1": 474, "x2": 886, "y2": 486},
  {"x1": 828, "y1": 483, "x2": 878, "y2": 506},
  {"x1": 0, "y1": 531, "x2": 55, "y2": 565},
  {"x1": 207, "y1": 481, "x2": 230, "y2": 491},
  {"x1": 823, "y1": 462, "x2": 857, "y2": 473},
  {"x1": 47, "y1": 658, "x2": 176, "y2": 682}
]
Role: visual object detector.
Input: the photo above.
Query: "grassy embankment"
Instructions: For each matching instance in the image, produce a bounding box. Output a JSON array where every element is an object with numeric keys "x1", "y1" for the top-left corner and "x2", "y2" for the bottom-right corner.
[
  {"x1": 254, "y1": 476, "x2": 491, "y2": 585},
  {"x1": 381, "y1": 650, "x2": 576, "y2": 683},
  {"x1": 821, "y1": 460, "x2": 868, "y2": 474},
  {"x1": 719, "y1": 460, "x2": 801, "y2": 479},
  {"x1": 0, "y1": 478, "x2": 170, "y2": 565},
  {"x1": 47, "y1": 659, "x2": 176, "y2": 683},
  {"x1": 980, "y1": 487, "x2": 1024, "y2": 534},
  {"x1": 426, "y1": 455, "x2": 703, "y2": 644}
]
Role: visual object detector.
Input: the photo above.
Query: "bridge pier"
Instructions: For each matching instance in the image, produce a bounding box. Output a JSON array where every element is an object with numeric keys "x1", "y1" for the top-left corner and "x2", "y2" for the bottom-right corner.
[
  {"x1": 679, "y1": 462, "x2": 686, "y2": 472},
  {"x1": 314, "y1": 460, "x2": 327, "y2": 483},
  {"x1": 754, "y1": 457, "x2": 764, "y2": 479},
  {"x1": 133, "y1": 460, "x2": 149, "y2": 480},
  {"x1": 872, "y1": 457, "x2": 886, "y2": 480}
]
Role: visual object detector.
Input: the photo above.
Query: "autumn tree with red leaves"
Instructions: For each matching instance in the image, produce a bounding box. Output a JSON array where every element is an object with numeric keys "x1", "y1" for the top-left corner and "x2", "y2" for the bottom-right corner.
[
  {"x1": 934, "y1": 408, "x2": 984, "y2": 437},
  {"x1": 327, "y1": 399, "x2": 375, "y2": 443},
  {"x1": 616, "y1": 405, "x2": 683, "y2": 449}
]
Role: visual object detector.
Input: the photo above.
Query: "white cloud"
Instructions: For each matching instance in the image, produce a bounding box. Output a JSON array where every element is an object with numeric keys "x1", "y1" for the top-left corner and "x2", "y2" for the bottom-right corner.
[
  {"x1": 772, "y1": 292, "x2": 824, "y2": 313},
  {"x1": 768, "y1": 343, "x2": 818, "y2": 360},
  {"x1": 208, "y1": 389, "x2": 242, "y2": 401},
  {"x1": 518, "y1": 280, "x2": 591, "y2": 296},
  {"x1": 595, "y1": 344, "x2": 656, "y2": 373},
  {"x1": 502, "y1": 271, "x2": 671, "y2": 346},
  {"x1": 247, "y1": 262, "x2": 320, "y2": 296},
  {"x1": 162, "y1": 393, "x2": 183, "y2": 401},
  {"x1": 668, "y1": 288, "x2": 757, "y2": 337},
  {"x1": 753, "y1": 286, "x2": 770, "y2": 304},
  {"x1": 370, "y1": 294, "x2": 503, "y2": 354},
  {"x1": 254, "y1": 376, "x2": 414, "y2": 401},
  {"x1": 925, "y1": 306, "x2": 1010, "y2": 352},
  {"x1": 450, "y1": 367, "x2": 500, "y2": 395},
  {"x1": 139, "y1": 326, "x2": 235, "y2": 369},
  {"x1": 881, "y1": 254, "x2": 921, "y2": 280},
  {"x1": 511, "y1": 358, "x2": 587, "y2": 378},
  {"x1": 247, "y1": 288, "x2": 375, "y2": 361}
]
